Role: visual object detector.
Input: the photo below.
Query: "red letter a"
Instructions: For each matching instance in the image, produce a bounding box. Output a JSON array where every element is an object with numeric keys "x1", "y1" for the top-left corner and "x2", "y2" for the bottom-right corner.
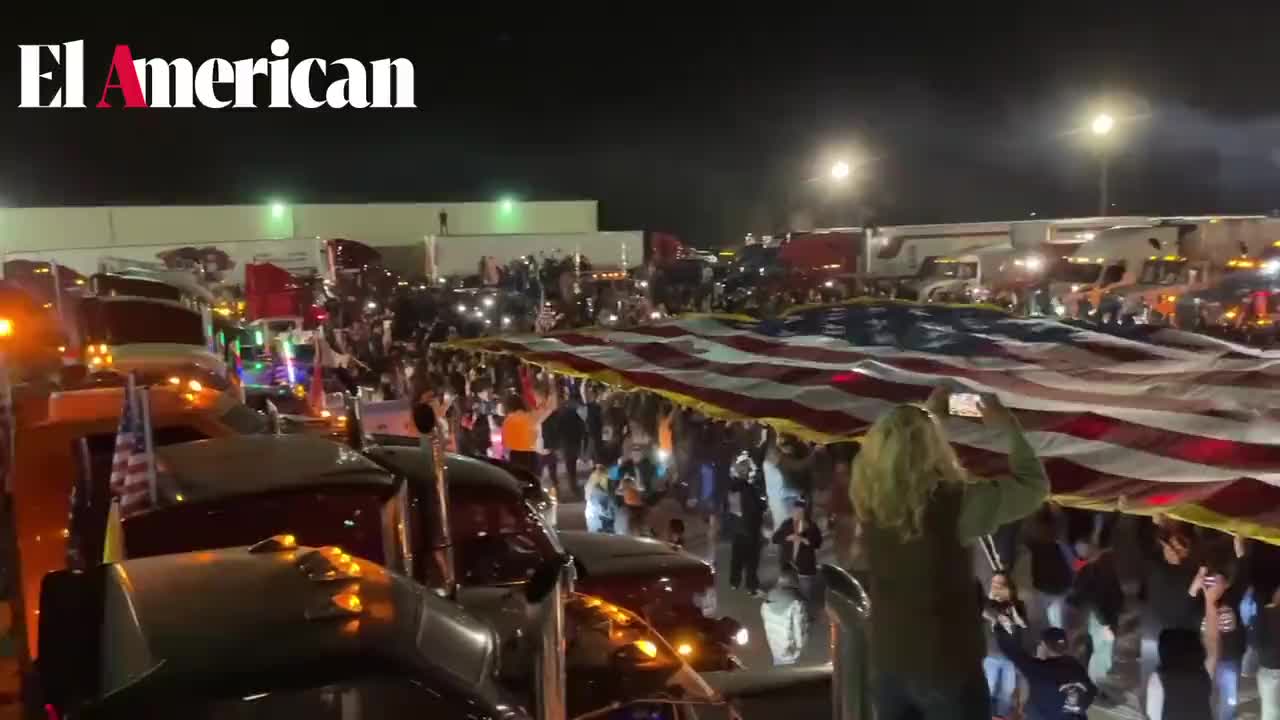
[{"x1": 96, "y1": 45, "x2": 147, "y2": 108}]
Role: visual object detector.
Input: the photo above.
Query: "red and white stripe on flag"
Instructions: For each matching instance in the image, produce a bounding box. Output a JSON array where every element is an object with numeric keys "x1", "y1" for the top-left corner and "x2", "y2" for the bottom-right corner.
[{"x1": 446, "y1": 303, "x2": 1280, "y2": 540}]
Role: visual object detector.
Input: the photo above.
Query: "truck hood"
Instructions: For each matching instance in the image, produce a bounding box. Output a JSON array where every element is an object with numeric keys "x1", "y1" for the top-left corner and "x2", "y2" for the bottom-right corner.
[
  {"x1": 918, "y1": 278, "x2": 969, "y2": 295},
  {"x1": 558, "y1": 530, "x2": 710, "y2": 579},
  {"x1": 1106, "y1": 282, "x2": 1168, "y2": 298},
  {"x1": 109, "y1": 344, "x2": 226, "y2": 376},
  {"x1": 1047, "y1": 281, "x2": 1094, "y2": 297}
]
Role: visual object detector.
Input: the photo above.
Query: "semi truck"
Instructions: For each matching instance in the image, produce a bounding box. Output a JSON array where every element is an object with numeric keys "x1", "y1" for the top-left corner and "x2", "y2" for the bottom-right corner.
[
  {"x1": 1094, "y1": 216, "x2": 1279, "y2": 325},
  {"x1": 1043, "y1": 223, "x2": 1178, "y2": 320},
  {"x1": 1173, "y1": 241, "x2": 1280, "y2": 333},
  {"x1": 863, "y1": 218, "x2": 1144, "y2": 301}
]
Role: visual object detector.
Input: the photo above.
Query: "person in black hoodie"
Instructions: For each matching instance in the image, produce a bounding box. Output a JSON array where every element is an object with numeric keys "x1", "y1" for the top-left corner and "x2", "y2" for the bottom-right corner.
[
  {"x1": 1251, "y1": 586, "x2": 1280, "y2": 720},
  {"x1": 551, "y1": 386, "x2": 588, "y2": 498},
  {"x1": 1068, "y1": 537, "x2": 1124, "y2": 686},
  {"x1": 581, "y1": 383, "x2": 604, "y2": 464},
  {"x1": 411, "y1": 373, "x2": 451, "y2": 446},
  {"x1": 995, "y1": 625, "x2": 1096, "y2": 720},
  {"x1": 772, "y1": 498, "x2": 823, "y2": 605},
  {"x1": 727, "y1": 452, "x2": 767, "y2": 596},
  {"x1": 459, "y1": 377, "x2": 496, "y2": 459},
  {"x1": 1140, "y1": 521, "x2": 1203, "y2": 692},
  {"x1": 1146, "y1": 628, "x2": 1212, "y2": 720},
  {"x1": 1025, "y1": 506, "x2": 1076, "y2": 636}
]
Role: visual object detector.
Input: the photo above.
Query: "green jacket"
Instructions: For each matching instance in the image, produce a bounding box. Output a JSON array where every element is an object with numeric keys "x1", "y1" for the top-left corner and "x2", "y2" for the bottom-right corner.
[{"x1": 956, "y1": 420, "x2": 1050, "y2": 541}]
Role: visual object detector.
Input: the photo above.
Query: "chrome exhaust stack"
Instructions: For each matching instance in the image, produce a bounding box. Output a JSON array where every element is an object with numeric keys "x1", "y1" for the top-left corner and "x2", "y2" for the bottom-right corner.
[
  {"x1": 821, "y1": 563, "x2": 872, "y2": 720},
  {"x1": 265, "y1": 398, "x2": 282, "y2": 435},
  {"x1": 526, "y1": 555, "x2": 574, "y2": 720},
  {"x1": 419, "y1": 425, "x2": 456, "y2": 599},
  {"x1": 344, "y1": 394, "x2": 364, "y2": 451}
]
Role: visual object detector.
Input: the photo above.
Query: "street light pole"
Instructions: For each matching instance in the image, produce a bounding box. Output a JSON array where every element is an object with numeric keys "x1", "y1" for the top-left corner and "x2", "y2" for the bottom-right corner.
[
  {"x1": 1099, "y1": 153, "x2": 1109, "y2": 217},
  {"x1": 1090, "y1": 113, "x2": 1115, "y2": 217}
]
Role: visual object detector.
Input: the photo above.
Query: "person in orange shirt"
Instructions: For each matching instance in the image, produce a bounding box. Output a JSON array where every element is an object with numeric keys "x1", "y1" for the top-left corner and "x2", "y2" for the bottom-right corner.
[
  {"x1": 657, "y1": 403, "x2": 675, "y2": 459},
  {"x1": 502, "y1": 384, "x2": 557, "y2": 475}
]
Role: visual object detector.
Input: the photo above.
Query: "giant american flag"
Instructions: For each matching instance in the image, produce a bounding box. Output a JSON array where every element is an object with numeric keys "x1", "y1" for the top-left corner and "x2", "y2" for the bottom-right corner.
[
  {"x1": 109, "y1": 381, "x2": 155, "y2": 518},
  {"x1": 451, "y1": 300, "x2": 1280, "y2": 541}
]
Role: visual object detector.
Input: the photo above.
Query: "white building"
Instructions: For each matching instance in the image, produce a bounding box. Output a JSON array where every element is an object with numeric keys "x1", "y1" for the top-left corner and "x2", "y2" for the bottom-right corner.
[{"x1": 0, "y1": 200, "x2": 599, "y2": 281}]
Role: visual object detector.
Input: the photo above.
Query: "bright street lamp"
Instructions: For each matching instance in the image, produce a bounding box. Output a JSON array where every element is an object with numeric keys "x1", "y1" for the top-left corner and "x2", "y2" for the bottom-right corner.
[
  {"x1": 1089, "y1": 113, "x2": 1116, "y2": 215},
  {"x1": 830, "y1": 160, "x2": 851, "y2": 181}
]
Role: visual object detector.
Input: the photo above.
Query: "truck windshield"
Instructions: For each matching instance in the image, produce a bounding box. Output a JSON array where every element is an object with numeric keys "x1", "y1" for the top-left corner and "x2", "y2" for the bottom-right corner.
[
  {"x1": 90, "y1": 274, "x2": 184, "y2": 303},
  {"x1": 268, "y1": 320, "x2": 296, "y2": 333},
  {"x1": 285, "y1": 343, "x2": 316, "y2": 365},
  {"x1": 1140, "y1": 259, "x2": 1189, "y2": 285},
  {"x1": 1049, "y1": 259, "x2": 1102, "y2": 285},
  {"x1": 919, "y1": 258, "x2": 977, "y2": 280},
  {"x1": 80, "y1": 298, "x2": 205, "y2": 346},
  {"x1": 121, "y1": 486, "x2": 395, "y2": 565},
  {"x1": 450, "y1": 484, "x2": 555, "y2": 586}
]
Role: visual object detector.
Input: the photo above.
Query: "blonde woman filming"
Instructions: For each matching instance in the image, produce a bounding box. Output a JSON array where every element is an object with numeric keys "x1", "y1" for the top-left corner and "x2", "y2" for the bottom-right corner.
[{"x1": 853, "y1": 385, "x2": 1049, "y2": 720}]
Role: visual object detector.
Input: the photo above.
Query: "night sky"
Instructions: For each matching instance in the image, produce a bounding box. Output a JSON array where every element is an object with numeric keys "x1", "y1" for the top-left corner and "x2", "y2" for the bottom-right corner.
[{"x1": 2, "y1": 8, "x2": 1279, "y2": 246}]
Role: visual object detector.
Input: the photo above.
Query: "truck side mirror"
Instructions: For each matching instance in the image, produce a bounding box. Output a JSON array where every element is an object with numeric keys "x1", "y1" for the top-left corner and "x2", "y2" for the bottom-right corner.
[{"x1": 525, "y1": 554, "x2": 574, "y2": 604}]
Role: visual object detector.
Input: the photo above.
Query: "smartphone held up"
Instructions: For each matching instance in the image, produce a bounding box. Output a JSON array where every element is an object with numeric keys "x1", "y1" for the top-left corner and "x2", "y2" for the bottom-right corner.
[{"x1": 948, "y1": 392, "x2": 982, "y2": 418}]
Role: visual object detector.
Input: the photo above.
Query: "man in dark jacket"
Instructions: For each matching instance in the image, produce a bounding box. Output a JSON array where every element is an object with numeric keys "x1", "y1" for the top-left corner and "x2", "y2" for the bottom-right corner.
[
  {"x1": 551, "y1": 389, "x2": 587, "y2": 498},
  {"x1": 727, "y1": 452, "x2": 767, "y2": 596},
  {"x1": 1068, "y1": 541, "x2": 1124, "y2": 685},
  {"x1": 582, "y1": 384, "x2": 604, "y2": 465},
  {"x1": 996, "y1": 626, "x2": 1097, "y2": 720},
  {"x1": 1141, "y1": 522, "x2": 1203, "y2": 694},
  {"x1": 772, "y1": 498, "x2": 823, "y2": 605},
  {"x1": 1025, "y1": 507, "x2": 1076, "y2": 635},
  {"x1": 460, "y1": 378, "x2": 496, "y2": 458}
]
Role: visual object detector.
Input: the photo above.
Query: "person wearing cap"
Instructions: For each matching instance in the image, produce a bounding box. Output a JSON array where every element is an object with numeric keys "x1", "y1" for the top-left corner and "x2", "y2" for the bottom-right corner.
[
  {"x1": 771, "y1": 497, "x2": 823, "y2": 606},
  {"x1": 995, "y1": 624, "x2": 1096, "y2": 720}
]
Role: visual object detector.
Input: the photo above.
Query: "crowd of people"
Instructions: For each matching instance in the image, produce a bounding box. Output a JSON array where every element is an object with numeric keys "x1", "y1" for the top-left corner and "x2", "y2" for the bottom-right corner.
[
  {"x1": 341, "y1": 307, "x2": 1280, "y2": 720},
  {"x1": 848, "y1": 385, "x2": 1280, "y2": 720}
]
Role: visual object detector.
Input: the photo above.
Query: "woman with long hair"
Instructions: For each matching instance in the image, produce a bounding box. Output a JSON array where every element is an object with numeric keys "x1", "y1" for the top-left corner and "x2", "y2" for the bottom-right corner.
[{"x1": 852, "y1": 386, "x2": 1049, "y2": 720}]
